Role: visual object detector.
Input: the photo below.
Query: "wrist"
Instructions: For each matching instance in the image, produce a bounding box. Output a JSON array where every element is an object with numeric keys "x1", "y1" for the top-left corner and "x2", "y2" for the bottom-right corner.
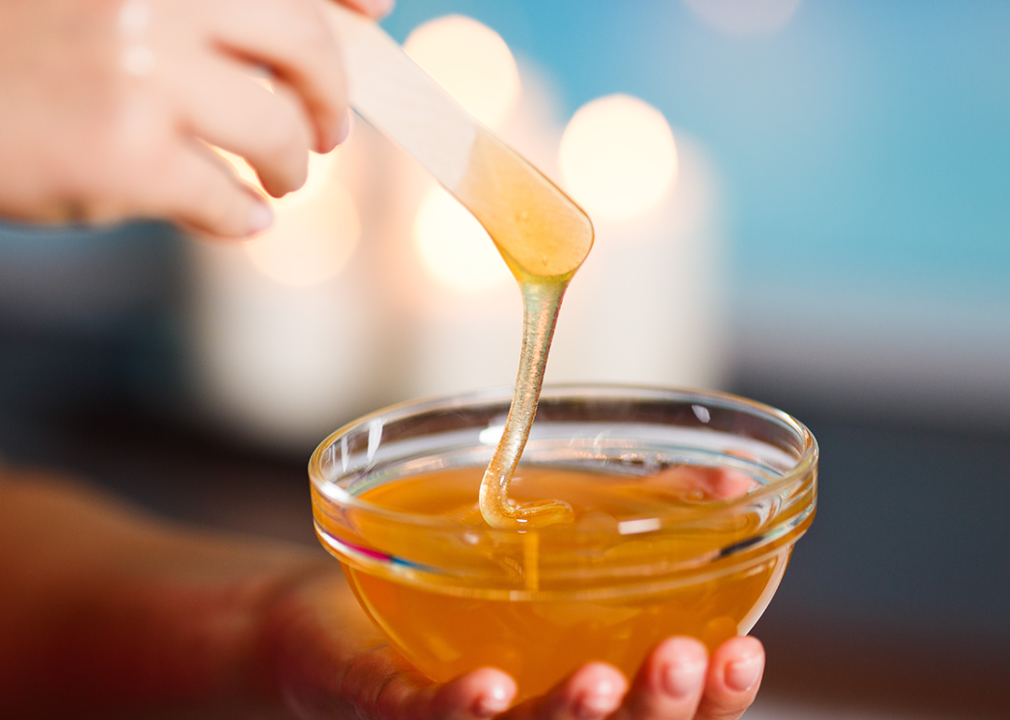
[{"x1": 0, "y1": 474, "x2": 331, "y2": 715}]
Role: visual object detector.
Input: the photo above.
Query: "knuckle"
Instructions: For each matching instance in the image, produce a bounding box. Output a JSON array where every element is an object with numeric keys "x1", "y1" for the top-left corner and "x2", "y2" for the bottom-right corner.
[
  {"x1": 264, "y1": 0, "x2": 333, "y2": 71},
  {"x1": 71, "y1": 98, "x2": 174, "y2": 209},
  {"x1": 97, "y1": 97, "x2": 168, "y2": 165},
  {"x1": 374, "y1": 676, "x2": 412, "y2": 718},
  {"x1": 289, "y1": 0, "x2": 334, "y2": 55},
  {"x1": 339, "y1": 650, "x2": 396, "y2": 716},
  {"x1": 186, "y1": 170, "x2": 244, "y2": 234},
  {"x1": 258, "y1": 103, "x2": 310, "y2": 189},
  {"x1": 264, "y1": 111, "x2": 307, "y2": 161}
]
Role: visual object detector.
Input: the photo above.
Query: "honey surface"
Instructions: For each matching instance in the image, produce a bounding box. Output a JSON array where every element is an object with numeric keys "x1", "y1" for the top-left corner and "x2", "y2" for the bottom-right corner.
[{"x1": 325, "y1": 465, "x2": 793, "y2": 701}]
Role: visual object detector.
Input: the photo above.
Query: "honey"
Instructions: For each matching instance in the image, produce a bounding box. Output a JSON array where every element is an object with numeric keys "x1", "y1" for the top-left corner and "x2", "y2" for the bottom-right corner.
[
  {"x1": 314, "y1": 462, "x2": 808, "y2": 701},
  {"x1": 448, "y1": 129, "x2": 594, "y2": 529}
]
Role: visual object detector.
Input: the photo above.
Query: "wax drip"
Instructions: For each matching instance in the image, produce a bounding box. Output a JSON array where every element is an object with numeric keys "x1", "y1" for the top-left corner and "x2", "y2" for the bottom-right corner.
[{"x1": 478, "y1": 278, "x2": 574, "y2": 529}]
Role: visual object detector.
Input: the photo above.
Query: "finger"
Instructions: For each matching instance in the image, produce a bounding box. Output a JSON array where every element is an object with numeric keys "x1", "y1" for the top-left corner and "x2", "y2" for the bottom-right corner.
[
  {"x1": 369, "y1": 665, "x2": 517, "y2": 720},
  {"x1": 698, "y1": 468, "x2": 755, "y2": 500},
  {"x1": 207, "y1": 0, "x2": 348, "y2": 153},
  {"x1": 611, "y1": 637, "x2": 708, "y2": 720},
  {"x1": 143, "y1": 141, "x2": 274, "y2": 238},
  {"x1": 334, "y1": 0, "x2": 396, "y2": 20},
  {"x1": 503, "y1": 662, "x2": 628, "y2": 720},
  {"x1": 695, "y1": 636, "x2": 764, "y2": 720},
  {"x1": 267, "y1": 575, "x2": 515, "y2": 720},
  {"x1": 653, "y1": 466, "x2": 755, "y2": 501},
  {"x1": 179, "y1": 56, "x2": 313, "y2": 196}
]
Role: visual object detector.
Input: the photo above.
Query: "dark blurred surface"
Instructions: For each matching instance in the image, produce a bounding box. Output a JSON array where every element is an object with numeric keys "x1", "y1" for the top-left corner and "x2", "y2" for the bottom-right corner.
[{"x1": 731, "y1": 379, "x2": 1010, "y2": 719}]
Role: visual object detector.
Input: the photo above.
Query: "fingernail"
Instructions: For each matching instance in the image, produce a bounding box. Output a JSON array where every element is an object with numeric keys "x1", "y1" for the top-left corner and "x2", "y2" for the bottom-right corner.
[
  {"x1": 725, "y1": 656, "x2": 762, "y2": 693},
  {"x1": 473, "y1": 685, "x2": 511, "y2": 717},
  {"x1": 370, "y1": 0, "x2": 395, "y2": 18},
  {"x1": 662, "y1": 660, "x2": 706, "y2": 698},
  {"x1": 575, "y1": 680, "x2": 622, "y2": 720},
  {"x1": 247, "y1": 200, "x2": 274, "y2": 234},
  {"x1": 335, "y1": 110, "x2": 352, "y2": 146}
]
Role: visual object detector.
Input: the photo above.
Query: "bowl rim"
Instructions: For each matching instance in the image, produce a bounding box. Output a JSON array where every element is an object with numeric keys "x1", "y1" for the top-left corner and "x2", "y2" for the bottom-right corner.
[{"x1": 308, "y1": 383, "x2": 818, "y2": 536}]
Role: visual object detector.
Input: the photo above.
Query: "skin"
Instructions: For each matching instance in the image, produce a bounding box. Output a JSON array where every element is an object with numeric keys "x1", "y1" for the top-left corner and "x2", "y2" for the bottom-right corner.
[
  {"x1": 0, "y1": 0, "x2": 389, "y2": 237},
  {"x1": 0, "y1": 0, "x2": 766, "y2": 717}
]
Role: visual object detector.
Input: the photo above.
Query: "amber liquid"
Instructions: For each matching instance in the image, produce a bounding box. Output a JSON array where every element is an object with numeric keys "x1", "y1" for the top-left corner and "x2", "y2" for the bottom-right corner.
[
  {"x1": 449, "y1": 129, "x2": 594, "y2": 529},
  {"x1": 325, "y1": 464, "x2": 801, "y2": 702}
]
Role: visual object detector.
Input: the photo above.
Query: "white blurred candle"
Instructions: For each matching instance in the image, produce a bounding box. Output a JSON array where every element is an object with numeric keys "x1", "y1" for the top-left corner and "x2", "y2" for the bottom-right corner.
[
  {"x1": 546, "y1": 97, "x2": 728, "y2": 390},
  {"x1": 184, "y1": 124, "x2": 403, "y2": 450}
]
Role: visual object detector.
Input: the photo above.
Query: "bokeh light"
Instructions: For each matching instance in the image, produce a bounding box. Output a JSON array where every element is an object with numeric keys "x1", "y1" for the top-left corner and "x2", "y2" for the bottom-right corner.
[
  {"x1": 681, "y1": 0, "x2": 804, "y2": 36},
  {"x1": 558, "y1": 94, "x2": 678, "y2": 222},
  {"x1": 404, "y1": 15, "x2": 521, "y2": 130},
  {"x1": 243, "y1": 181, "x2": 360, "y2": 287},
  {"x1": 413, "y1": 185, "x2": 513, "y2": 292},
  {"x1": 214, "y1": 149, "x2": 360, "y2": 288},
  {"x1": 234, "y1": 147, "x2": 359, "y2": 287}
]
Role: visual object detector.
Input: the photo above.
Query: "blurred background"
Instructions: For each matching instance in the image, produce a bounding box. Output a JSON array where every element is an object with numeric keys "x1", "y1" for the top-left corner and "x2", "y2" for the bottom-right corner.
[{"x1": 1, "y1": 0, "x2": 1008, "y2": 717}]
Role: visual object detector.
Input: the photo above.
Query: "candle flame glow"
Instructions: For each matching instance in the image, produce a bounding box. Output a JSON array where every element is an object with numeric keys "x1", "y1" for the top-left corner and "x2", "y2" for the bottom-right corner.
[
  {"x1": 214, "y1": 148, "x2": 361, "y2": 288},
  {"x1": 413, "y1": 185, "x2": 512, "y2": 292},
  {"x1": 404, "y1": 15, "x2": 521, "y2": 130},
  {"x1": 558, "y1": 94, "x2": 678, "y2": 222},
  {"x1": 243, "y1": 181, "x2": 360, "y2": 287}
]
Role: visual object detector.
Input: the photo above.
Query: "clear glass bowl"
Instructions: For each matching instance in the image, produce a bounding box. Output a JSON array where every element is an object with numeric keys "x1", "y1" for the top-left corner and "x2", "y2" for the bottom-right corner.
[{"x1": 310, "y1": 385, "x2": 817, "y2": 700}]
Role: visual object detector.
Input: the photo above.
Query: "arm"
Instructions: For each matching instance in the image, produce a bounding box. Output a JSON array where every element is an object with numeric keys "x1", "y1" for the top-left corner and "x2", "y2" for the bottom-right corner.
[
  {"x1": 0, "y1": 469, "x2": 325, "y2": 716},
  {"x1": 0, "y1": 466, "x2": 763, "y2": 719}
]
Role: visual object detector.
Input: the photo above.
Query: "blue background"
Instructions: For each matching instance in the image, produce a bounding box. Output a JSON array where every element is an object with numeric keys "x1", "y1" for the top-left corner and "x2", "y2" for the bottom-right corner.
[{"x1": 385, "y1": 0, "x2": 1010, "y2": 313}]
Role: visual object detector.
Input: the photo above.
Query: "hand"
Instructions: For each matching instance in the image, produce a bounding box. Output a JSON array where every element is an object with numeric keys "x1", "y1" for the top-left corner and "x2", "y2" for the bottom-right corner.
[
  {"x1": 0, "y1": 467, "x2": 764, "y2": 719},
  {"x1": 0, "y1": 0, "x2": 389, "y2": 238},
  {"x1": 263, "y1": 463, "x2": 765, "y2": 719},
  {"x1": 266, "y1": 574, "x2": 765, "y2": 720}
]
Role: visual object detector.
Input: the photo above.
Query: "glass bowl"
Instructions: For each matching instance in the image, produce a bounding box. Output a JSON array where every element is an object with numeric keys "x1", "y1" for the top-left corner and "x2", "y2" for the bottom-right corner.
[{"x1": 309, "y1": 385, "x2": 817, "y2": 701}]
